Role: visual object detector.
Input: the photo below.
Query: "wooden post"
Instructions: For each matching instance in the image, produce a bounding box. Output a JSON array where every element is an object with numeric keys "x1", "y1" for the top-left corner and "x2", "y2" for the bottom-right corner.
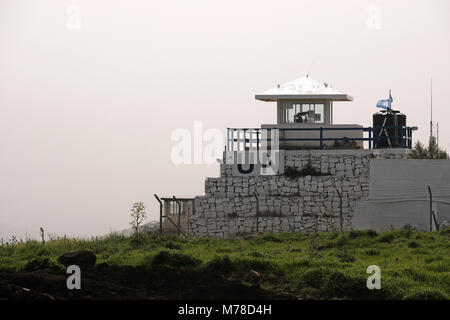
[{"x1": 154, "y1": 194, "x2": 163, "y2": 234}]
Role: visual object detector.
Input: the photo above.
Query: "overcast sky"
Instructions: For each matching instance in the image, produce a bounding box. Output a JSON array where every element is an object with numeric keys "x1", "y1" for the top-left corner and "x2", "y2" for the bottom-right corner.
[{"x1": 1, "y1": 0, "x2": 449, "y2": 240}]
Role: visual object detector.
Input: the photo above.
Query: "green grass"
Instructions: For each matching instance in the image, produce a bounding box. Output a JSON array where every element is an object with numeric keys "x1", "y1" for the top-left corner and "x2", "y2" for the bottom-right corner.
[{"x1": 1, "y1": 229, "x2": 449, "y2": 300}]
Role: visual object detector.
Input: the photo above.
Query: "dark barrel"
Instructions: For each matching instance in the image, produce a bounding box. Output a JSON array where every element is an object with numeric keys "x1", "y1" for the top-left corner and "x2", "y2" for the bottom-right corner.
[{"x1": 373, "y1": 110, "x2": 407, "y2": 148}]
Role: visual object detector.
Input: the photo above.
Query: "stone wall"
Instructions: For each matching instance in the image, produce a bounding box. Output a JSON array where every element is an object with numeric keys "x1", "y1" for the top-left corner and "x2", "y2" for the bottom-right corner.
[{"x1": 189, "y1": 149, "x2": 407, "y2": 238}]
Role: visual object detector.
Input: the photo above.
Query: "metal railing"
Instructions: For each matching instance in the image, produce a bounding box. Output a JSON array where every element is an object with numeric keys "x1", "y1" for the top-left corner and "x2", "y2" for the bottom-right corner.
[
  {"x1": 227, "y1": 126, "x2": 413, "y2": 151},
  {"x1": 154, "y1": 194, "x2": 188, "y2": 238}
]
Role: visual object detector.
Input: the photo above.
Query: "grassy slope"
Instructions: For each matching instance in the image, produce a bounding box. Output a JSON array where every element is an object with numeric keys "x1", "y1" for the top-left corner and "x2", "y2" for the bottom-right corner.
[{"x1": 1, "y1": 229, "x2": 449, "y2": 300}]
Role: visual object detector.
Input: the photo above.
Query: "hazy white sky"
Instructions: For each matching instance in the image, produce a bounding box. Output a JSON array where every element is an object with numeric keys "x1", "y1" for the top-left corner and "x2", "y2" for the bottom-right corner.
[{"x1": 1, "y1": 0, "x2": 449, "y2": 239}]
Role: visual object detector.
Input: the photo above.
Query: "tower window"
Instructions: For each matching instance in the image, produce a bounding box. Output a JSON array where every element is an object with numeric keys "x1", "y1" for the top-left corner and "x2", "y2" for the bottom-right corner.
[{"x1": 283, "y1": 103, "x2": 324, "y2": 124}]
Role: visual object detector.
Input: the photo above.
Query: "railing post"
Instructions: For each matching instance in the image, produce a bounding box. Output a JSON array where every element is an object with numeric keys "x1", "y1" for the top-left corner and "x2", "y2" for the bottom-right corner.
[
  {"x1": 240, "y1": 129, "x2": 243, "y2": 151},
  {"x1": 154, "y1": 194, "x2": 163, "y2": 234},
  {"x1": 173, "y1": 196, "x2": 181, "y2": 235},
  {"x1": 230, "y1": 129, "x2": 236, "y2": 151},
  {"x1": 320, "y1": 127, "x2": 323, "y2": 150},
  {"x1": 226, "y1": 128, "x2": 230, "y2": 152},
  {"x1": 400, "y1": 126, "x2": 404, "y2": 148},
  {"x1": 243, "y1": 129, "x2": 247, "y2": 150},
  {"x1": 369, "y1": 128, "x2": 372, "y2": 149},
  {"x1": 409, "y1": 128, "x2": 412, "y2": 148},
  {"x1": 256, "y1": 129, "x2": 260, "y2": 151}
]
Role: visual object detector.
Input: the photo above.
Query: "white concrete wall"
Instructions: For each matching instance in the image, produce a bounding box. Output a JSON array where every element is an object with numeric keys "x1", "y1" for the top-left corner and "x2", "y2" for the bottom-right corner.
[
  {"x1": 368, "y1": 159, "x2": 450, "y2": 202},
  {"x1": 353, "y1": 200, "x2": 450, "y2": 231},
  {"x1": 353, "y1": 159, "x2": 450, "y2": 231}
]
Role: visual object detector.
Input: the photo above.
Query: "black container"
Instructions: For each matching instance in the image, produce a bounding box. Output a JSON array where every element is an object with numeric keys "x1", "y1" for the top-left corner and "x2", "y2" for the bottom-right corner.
[{"x1": 373, "y1": 110, "x2": 406, "y2": 148}]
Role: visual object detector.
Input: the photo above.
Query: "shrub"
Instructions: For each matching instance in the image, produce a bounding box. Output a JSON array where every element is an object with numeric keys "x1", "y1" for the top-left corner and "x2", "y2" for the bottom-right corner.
[
  {"x1": 23, "y1": 257, "x2": 59, "y2": 272},
  {"x1": 334, "y1": 234, "x2": 349, "y2": 247},
  {"x1": 299, "y1": 287, "x2": 322, "y2": 300},
  {"x1": 365, "y1": 249, "x2": 380, "y2": 256},
  {"x1": 424, "y1": 257, "x2": 435, "y2": 264},
  {"x1": 348, "y1": 229, "x2": 378, "y2": 239},
  {"x1": 299, "y1": 267, "x2": 396, "y2": 300},
  {"x1": 324, "y1": 271, "x2": 368, "y2": 299},
  {"x1": 36, "y1": 247, "x2": 50, "y2": 257},
  {"x1": 407, "y1": 241, "x2": 420, "y2": 249},
  {"x1": 408, "y1": 138, "x2": 449, "y2": 160},
  {"x1": 232, "y1": 257, "x2": 279, "y2": 274},
  {"x1": 257, "y1": 233, "x2": 283, "y2": 243},
  {"x1": 365, "y1": 229, "x2": 378, "y2": 238},
  {"x1": 151, "y1": 250, "x2": 201, "y2": 268},
  {"x1": 129, "y1": 236, "x2": 146, "y2": 248},
  {"x1": 348, "y1": 230, "x2": 362, "y2": 239},
  {"x1": 247, "y1": 251, "x2": 265, "y2": 258},
  {"x1": 403, "y1": 267, "x2": 430, "y2": 282},
  {"x1": 336, "y1": 250, "x2": 356, "y2": 263},
  {"x1": 164, "y1": 241, "x2": 182, "y2": 250},
  {"x1": 205, "y1": 256, "x2": 235, "y2": 274},
  {"x1": 424, "y1": 261, "x2": 449, "y2": 273},
  {"x1": 301, "y1": 268, "x2": 328, "y2": 288},
  {"x1": 403, "y1": 288, "x2": 448, "y2": 300},
  {"x1": 378, "y1": 233, "x2": 395, "y2": 243},
  {"x1": 215, "y1": 247, "x2": 233, "y2": 254}
]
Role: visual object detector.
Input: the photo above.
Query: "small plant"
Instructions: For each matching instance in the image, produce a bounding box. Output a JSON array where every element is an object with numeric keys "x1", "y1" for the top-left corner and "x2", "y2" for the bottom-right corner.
[
  {"x1": 284, "y1": 160, "x2": 328, "y2": 179},
  {"x1": 335, "y1": 233, "x2": 350, "y2": 247},
  {"x1": 151, "y1": 250, "x2": 201, "y2": 268},
  {"x1": 365, "y1": 229, "x2": 378, "y2": 238},
  {"x1": 232, "y1": 257, "x2": 278, "y2": 274},
  {"x1": 407, "y1": 240, "x2": 420, "y2": 249},
  {"x1": 337, "y1": 247, "x2": 356, "y2": 263},
  {"x1": 349, "y1": 230, "x2": 365, "y2": 239},
  {"x1": 39, "y1": 227, "x2": 45, "y2": 244},
  {"x1": 332, "y1": 138, "x2": 359, "y2": 149},
  {"x1": 324, "y1": 210, "x2": 339, "y2": 234},
  {"x1": 365, "y1": 249, "x2": 380, "y2": 256},
  {"x1": 334, "y1": 233, "x2": 355, "y2": 262},
  {"x1": 206, "y1": 256, "x2": 235, "y2": 274},
  {"x1": 258, "y1": 233, "x2": 283, "y2": 243},
  {"x1": 130, "y1": 201, "x2": 147, "y2": 239},
  {"x1": 306, "y1": 232, "x2": 321, "y2": 259},
  {"x1": 164, "y1": 241, "x2": 182, "y2": 250},
  {"x1": 23, "y1": 257, "x2": 59, "y2": 272},
  {"x1": 378, "y1": 232, "x2": 395, "y2": 243}
]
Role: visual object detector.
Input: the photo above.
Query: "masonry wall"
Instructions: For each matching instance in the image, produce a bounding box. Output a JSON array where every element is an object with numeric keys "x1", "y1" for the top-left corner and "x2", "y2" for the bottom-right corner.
[{"x1": 189, "y1": 149, "x2": 407, "y2": 238}]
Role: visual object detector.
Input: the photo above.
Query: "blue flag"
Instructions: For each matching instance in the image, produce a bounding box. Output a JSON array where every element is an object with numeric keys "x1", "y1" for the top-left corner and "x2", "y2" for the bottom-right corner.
[{"x1": 376, "y1": 90, "x2": 393, "y2": 110}]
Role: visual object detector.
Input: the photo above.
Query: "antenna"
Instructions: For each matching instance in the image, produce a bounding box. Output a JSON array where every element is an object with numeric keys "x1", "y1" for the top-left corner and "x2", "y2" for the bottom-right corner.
[
  {"x1": 430, "y1": 78, "x2": 433, "y2": 139},
  {"x1": 430, "y1": 77, "x2": 439, "y2": 146}
]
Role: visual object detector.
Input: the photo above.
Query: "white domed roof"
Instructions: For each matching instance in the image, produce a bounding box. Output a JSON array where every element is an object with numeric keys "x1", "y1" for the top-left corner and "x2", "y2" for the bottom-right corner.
[{"x1": 255, "y1": 76, "x2": 353, "y2": 102}]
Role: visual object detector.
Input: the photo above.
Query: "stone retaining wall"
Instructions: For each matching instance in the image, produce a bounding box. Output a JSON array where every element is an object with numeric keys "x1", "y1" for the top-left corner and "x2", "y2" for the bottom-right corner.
[{"x1": 189, "y1": 149, "x2": 407, "y2": 238}]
